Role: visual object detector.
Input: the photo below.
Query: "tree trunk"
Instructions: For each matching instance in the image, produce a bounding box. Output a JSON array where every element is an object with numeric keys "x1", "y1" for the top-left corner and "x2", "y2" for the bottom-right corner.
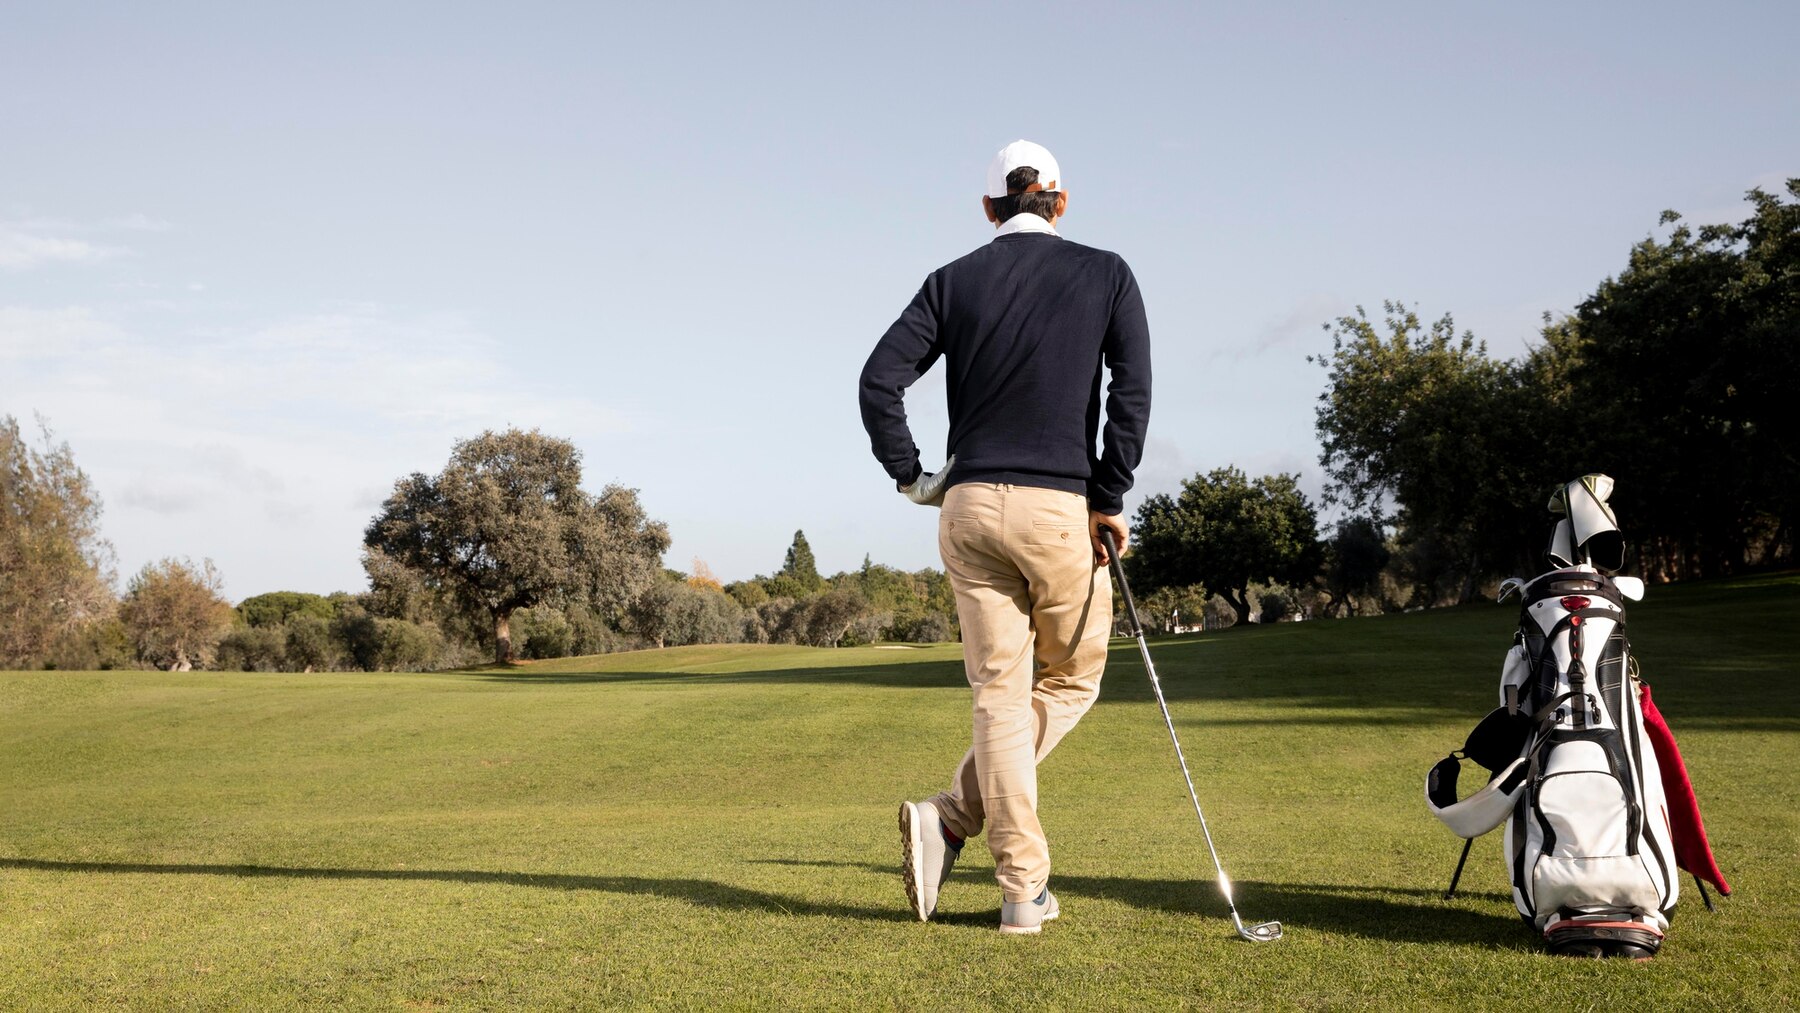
[
  {"x1": 1226, "y1": 588, "x2": 1251, "y2": 626},
  {"x1": 1457, "y1": 552, "x2": 1482, "y2": 605},
  {"x1": 494, "y1": 610, "x2": 514, "y2": 665}
]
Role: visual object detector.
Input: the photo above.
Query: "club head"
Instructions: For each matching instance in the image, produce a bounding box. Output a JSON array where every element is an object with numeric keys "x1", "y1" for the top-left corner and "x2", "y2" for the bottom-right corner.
[{"x1": 1230, "y1": 912, "x2": 1284, "y2": 942}]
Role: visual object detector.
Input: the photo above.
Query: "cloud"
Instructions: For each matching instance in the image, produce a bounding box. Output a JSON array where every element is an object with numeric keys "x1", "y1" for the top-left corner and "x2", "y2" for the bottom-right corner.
[
  {"x1": 1210, "y1": 293, "x2": 1343, "y2": 362},
  {"x1": 108, "y1": 213, "x2": 173, "y2": 232},
  {"x1": 0, "y1": 305, "x2": 127, "y2": 361},
  {"x1": 116, "y1": 477, "x2": 201, "y2": 515},
  {"x1": 0, "y1": 223, "x2": 122, "y2": 270},
  {"x1": 4, "y1": 300, "x2": 637, "y2": 594}
]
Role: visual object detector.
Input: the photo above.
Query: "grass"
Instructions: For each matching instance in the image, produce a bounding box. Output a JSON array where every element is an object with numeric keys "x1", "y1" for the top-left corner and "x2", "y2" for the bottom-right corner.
[{"x1": 2, "y1": 572, "x2": 1796, "y2": 1010}]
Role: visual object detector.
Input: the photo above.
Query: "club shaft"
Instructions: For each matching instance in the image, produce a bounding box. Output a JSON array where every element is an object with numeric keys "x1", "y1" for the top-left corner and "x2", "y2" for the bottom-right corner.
[
  {"x1": 1101, "y1": 529, "x2": 1240, "y2": 913},
  {"x1": 1132, "y1": 628, "x2": 1236, "y2": 898}
]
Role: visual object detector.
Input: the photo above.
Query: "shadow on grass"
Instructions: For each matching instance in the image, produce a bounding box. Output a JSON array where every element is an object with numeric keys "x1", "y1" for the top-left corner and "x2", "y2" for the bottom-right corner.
[
  {"x1": 753, "y1": 857, "x2": 1530, "y2": 947},
  {"x1": 0, "y1": 857, "x2": 905, "y2": 922},
  {"x1": 462, "y1": 652, "x2": 1472, "y2": 723},
  {"x1": 450, "y1": 573, "x2": 1800, "y2": 729},
  {"x1": 3, "y1": 855, "x2": 1540, "y2": 947}
]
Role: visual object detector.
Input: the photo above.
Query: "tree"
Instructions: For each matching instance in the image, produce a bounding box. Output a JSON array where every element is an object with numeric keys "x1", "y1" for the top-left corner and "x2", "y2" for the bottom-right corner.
[
  {"x1": 628, "y1": 576, "x2": 744, "y2": 649},
  {"x1": 1321, "y1": 517, "x2": 1391, "y2": 617},
  {"x1": 119, "y1": 558, "x2": 235, "y2": 670},
  {"x1": 237, "y1": 591, "x2": 335, "y2": 629},
  {"x1": 363, "y1": 429, "x2": 670, "y2": 663},
  {"x1": 770, "y1": 530, "x2": 824, "y2": 597},
  {"x1": 0, "y1": 415, "x2": 116, "y2": 668},
  {"x1": 1127, "y1": 467, "x2": 1321, "y2": 625},
  {"x1": 1547, "y1": 181, "x2": 1800, "y2": 578},
  {"x1": 687, "y1": 557, "x2": 723, "y2": 592},
  {"x1": 1312, "y1": 302, "x2": 1538, "y2": 600},
  {"x1": 803, "y1": 587, "x2": 872, "y2": 647}
]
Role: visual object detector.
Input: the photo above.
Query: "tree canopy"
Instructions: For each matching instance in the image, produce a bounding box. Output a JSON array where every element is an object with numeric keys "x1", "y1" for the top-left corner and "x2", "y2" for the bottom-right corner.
[
  {"x1": 1313, "y1": 182, "x2": 1798, "y2": 592},
  {"x1": 363, "y1": 428, "x2": 669, "y2": 663},
  {"x1": 0, "y1": 415, "x2": 116, "y2": 668},
  {"x1": 119, "y1": 558, "x2": 235, "y2": 671},
  {"x1": 1127, "y1": 467, "x2": 1320, "y2": 625}
]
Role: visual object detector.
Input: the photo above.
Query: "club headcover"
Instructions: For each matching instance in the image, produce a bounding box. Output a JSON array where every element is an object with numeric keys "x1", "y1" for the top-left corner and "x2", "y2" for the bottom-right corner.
[{"x1": 1427, "y1": 755, "x2": 1530, "y2": 839}]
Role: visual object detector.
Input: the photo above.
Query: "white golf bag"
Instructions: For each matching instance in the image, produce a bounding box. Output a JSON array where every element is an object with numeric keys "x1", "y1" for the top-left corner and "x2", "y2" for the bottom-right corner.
[{"x1": 1427, "y1": 475, "x2": 1679, "y2": 957}]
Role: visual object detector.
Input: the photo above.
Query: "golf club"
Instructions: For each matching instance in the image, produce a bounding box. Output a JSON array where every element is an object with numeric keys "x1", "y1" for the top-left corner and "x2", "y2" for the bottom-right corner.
[{"x1": 1100, "y1": 527, "x2": 1283, "y2": 943}]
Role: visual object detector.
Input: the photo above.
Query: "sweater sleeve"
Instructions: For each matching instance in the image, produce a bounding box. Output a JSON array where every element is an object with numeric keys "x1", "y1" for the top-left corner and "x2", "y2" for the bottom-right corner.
[
  {"x1": 858, "y1": 277, "x2": 942, "y2": 487},
  {"x1": 1087, "y1": 261, "x2": 1151, "y2": 514}
]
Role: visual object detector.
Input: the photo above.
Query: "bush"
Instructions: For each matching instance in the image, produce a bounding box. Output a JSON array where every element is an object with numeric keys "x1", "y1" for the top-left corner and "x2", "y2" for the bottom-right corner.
[
  {"x1": 43, "y1": 618, "x2": 134, "y2": 671},
  {"x1": 515, "y1": 606, "x2": 575, "y2": 660},
  {"x1": 284, "y1": 614, "x2": 336, "y2": 671},
  {"x1": 887, "y1": 610, "x2": 955, "y2": 643},
  {"x1": 331, "y1": 609, "x2": 384, "y2": 671},
  {"x1": 1258, "y1": 588, "x2": 1292, "y2": 623},
  {"x1": 216, "y1": 626, "x2": 288, "y2": 671},
  {"x1": 376, "y1": 618, "x2": 440, "y2": 671},
  {"x1": 840, "y1": 611, "x2": 890, "y2": 648}
]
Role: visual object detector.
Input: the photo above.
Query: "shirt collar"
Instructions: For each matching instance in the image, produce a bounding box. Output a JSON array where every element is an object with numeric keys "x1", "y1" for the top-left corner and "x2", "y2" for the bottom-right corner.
[{"x1": 993, "y1": 213, "x2": 1059, "y2": 239}]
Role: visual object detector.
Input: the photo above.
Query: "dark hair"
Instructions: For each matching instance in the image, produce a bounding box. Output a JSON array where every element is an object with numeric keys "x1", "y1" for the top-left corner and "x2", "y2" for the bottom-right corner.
[{"x1": 989, "y1": 166, "x2": 1061, "y2": 223}]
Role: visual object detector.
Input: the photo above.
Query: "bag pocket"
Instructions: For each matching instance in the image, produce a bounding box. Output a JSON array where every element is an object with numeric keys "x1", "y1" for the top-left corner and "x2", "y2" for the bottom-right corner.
[
  {"x1": 1531, "y1": 855, "x2": 1663, "y2": 921},
  {"x1": 1537, "y1": 770, "x2": 1630, "y2": 857}
]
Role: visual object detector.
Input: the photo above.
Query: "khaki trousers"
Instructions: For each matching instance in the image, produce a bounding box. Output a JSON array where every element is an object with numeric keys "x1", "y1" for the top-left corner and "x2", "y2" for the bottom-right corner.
[{"x1": 929, "y1": 483, "x2": 1112, "y2": 902}]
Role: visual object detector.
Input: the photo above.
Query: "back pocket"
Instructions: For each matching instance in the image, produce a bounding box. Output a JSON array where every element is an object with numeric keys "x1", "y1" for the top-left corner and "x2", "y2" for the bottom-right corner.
[{"x1": 1024, "y1": 520, "x2": 1084, "y2": 546}]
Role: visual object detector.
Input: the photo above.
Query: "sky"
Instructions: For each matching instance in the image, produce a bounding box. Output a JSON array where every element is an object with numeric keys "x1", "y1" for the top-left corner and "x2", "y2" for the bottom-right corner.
[{"x1": 3, "y1": 1, "x2": 1796, "y2": 601}]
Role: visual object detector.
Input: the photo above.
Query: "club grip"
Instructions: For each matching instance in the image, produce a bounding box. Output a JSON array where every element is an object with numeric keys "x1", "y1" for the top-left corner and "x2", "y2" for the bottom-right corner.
[{"x1": 1099, "y1": 527, "x2": 1143, "y2": 637}]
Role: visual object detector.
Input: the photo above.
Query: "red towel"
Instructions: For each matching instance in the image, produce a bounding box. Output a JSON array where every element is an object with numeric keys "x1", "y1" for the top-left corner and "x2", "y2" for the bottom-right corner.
[{"x1": 1639, "y1": 683, "x2": 1731, "y2": 895}]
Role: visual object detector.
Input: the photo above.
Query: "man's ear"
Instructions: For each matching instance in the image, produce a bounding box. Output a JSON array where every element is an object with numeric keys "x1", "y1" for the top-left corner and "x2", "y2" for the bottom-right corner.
[
  {"x1": 982, "y1": 195, "x2": 998, "y2": 224},
  {"x1": 1054, "y1": 191, "x2": 1069, "y2": 220}
]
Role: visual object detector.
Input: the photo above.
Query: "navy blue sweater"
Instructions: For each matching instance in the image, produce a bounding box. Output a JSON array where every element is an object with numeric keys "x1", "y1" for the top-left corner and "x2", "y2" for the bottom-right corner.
[{"x1": 858, "y1": 231, "x2": 1152, "y2": 515}]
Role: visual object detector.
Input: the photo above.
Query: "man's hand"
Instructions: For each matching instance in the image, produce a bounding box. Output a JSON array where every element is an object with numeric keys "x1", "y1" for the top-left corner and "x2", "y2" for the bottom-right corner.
[
  {"x1": 900, "y1": 455, "x2": 956, "y2": 507},
  {"x1": 1090, "y1": 511, "x2": 1127, "y2": 565}
]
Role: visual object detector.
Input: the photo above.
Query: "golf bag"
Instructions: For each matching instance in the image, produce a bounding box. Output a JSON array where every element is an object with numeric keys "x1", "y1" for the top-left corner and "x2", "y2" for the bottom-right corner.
[{"x1": 1426, "y1": 475, "x2": 1726, "y2": 958}]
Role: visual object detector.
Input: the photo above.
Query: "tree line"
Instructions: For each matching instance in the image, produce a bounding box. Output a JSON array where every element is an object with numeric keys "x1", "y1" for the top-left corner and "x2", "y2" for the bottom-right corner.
[
  {"x1": 0, "y1": 421, "x2": 962, "y2": 672},
  {"x1": 1311, "y1": 180, "x2": 1796, "y2": 599}
]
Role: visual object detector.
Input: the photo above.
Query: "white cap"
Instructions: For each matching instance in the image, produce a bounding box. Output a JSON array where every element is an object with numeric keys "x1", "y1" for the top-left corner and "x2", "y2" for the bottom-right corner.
[{"x1": 986, "y1": 140, "x2": 1063, "y2": 199}]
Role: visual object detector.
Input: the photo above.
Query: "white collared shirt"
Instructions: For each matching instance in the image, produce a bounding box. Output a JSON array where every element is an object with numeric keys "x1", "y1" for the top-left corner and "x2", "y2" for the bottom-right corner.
[{"x1": 993, "y1": 213, "x2": 1059, "y2": 239}]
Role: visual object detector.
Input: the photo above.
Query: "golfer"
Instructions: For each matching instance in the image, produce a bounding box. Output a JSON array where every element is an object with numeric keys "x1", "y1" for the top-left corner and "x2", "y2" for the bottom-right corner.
[{"x1": 858, "y1": 140, "x2": 1151, "y2": 934}]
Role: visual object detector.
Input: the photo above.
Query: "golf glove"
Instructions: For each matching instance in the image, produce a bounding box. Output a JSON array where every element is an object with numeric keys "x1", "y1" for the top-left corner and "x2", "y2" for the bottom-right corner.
[{"x1": 901, "y1": 455, "x2": 956, "y2": 507}]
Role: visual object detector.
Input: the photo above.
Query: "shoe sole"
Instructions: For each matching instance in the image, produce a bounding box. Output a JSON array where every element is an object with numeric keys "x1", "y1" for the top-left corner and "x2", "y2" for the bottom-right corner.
[
  {"x1": 999, "y1": 901, "x2": 1059, "y2": 935},
  {"x1": 899, "y1": 802, "x2": 927, "y2": 921},
  {"x1": 998, "y1": 923, "x2": 1041, "y2": 935}
]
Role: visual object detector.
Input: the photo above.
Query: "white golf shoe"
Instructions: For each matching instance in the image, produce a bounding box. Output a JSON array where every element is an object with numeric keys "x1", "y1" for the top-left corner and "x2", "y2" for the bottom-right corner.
[
  {"x1": 899, "y1": 800, "x2": 961, "y2": 920},
  {"x1": 999, "y1": 887, "x2": 1060, "y2": 935}
]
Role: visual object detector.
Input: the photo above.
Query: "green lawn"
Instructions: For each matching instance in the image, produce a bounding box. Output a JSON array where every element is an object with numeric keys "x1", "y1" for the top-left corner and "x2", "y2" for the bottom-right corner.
[{"x1": 3, "y1": 574, "x2": 1796, "y2": 1010}]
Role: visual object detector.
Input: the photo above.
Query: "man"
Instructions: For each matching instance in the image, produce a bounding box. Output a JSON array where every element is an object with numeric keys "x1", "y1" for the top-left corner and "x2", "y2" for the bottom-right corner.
[{"x1": 858, "y1": 140, "x2": 1152, "y2": 934}]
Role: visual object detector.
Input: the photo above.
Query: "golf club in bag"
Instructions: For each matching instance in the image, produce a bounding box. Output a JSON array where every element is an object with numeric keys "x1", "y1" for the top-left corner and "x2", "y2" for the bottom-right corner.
[{"x1": 1101, "y1": 527, "x2": 1282, "y2": 943}]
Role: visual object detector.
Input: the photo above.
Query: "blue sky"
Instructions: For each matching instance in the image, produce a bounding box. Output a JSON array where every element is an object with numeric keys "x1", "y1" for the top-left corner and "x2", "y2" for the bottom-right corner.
[{"x1": 3, "y1": 1, "x2": 1796, "y2": 599}]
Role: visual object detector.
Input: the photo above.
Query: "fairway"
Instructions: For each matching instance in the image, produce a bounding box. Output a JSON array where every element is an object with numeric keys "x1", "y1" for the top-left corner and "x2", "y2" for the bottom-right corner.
[{"x1": 3, "y1": 575, "x2": 1796, "y2": 1010}]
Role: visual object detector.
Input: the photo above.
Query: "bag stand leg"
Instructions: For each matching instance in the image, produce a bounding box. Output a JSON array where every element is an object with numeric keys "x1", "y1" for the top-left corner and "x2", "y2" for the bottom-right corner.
[
  {"x1": 1444, "y1": 838, "x2": 1474, "y2": 900},
  {"x1": 1694, "y1": 874, "x2": 1716, "y2": 913}
]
